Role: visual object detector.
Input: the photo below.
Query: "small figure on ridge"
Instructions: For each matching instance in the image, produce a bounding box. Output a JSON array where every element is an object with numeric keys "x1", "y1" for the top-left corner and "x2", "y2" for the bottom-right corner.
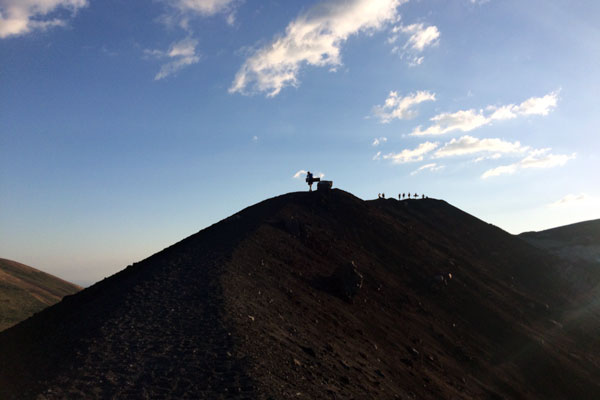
[{"x1": 306, "y1": 171, "x2": 320, "y2": 191}]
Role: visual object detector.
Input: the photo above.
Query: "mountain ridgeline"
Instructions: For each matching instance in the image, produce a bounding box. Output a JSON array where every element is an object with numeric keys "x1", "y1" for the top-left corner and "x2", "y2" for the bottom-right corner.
[
  {"x1": 1, "y1": 190, "x2": 599, "y2": 399},
  {"x1": 520, "y1": 219, "x2": 600, "y2": 265}
]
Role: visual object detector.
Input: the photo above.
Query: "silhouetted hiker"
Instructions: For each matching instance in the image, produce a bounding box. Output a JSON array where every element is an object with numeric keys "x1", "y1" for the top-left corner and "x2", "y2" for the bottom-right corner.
[
  {"x1": 398, "y1": 193, "x2": 401, "y2": 200},
  {"x1": 422, "y1": 194, "x2": 425, "y2": 199},
  {"x1": 306, "y1": 171, "x2": 320, "y2": 191},
  {"x1": 378, "y1": 193, "x2": 381, "y2": 199},
  {"x1": 382, "y1": 193, "x2": 385, "y2": 199},
  {"x1": 402, "y1": 193, "x2": 406, "y2": 199},
  {"x1": 414, "y1": 193, "x2": 418, "y2": 198},
  {"x1": 408, "y1": 193, "x2": 411, "y2": 199}
]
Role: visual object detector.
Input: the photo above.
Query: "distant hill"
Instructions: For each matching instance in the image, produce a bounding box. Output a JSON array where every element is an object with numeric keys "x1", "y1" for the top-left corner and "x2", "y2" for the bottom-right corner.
[
  {"x1": 0, "y1": 258, "x2": 82, "y2": 331},
  {"x1": 1, "y1": 190, "x2": 600, "y2": 399},
  {"x1": 520, "y1": 219, "x2": 600, "y2": 264}
]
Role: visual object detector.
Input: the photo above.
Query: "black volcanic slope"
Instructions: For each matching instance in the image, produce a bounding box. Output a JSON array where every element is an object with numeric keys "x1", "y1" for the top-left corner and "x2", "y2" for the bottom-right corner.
[
  {"x1": 0, "y1": 258, "x2": 82, "y2": 331},
  {"x1": 2, "y1": 190, "x2": 600, "y2": 399},
  {"x1": 520, "y1": 219, "x2": 600, "y2": 265}
]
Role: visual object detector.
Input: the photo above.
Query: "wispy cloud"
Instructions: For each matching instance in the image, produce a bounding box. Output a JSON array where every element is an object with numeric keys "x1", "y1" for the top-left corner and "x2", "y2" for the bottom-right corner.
[
  {"x1": 170, "y1": 0, "x2": 238, "y2": 15},
  {"x1": 388, "y1": 22, "x2": 440, "y2": 65},
  {"x1": 434, "y1": 135, "x2": 528, "y2": 158},
  {"x1": 229, "y1": 0, "x2": 405, "y2": 97},
  {"x1": 382, "y1": 141, "x2": 438, "y2": 164},
  {"x1": 410, "y1": 109, "x2": 489, "y2": 136},
  {"x1": 293, "y1": 170, "x2": 307, "y2": 179},
  {"x1": 373, "y1": 91, "x2": 436, "y2": 123},
  {"x1": 394, "y1": 23, "x2": 440, "y2": 51},
  {"x1": 149, "y1": 1, "x2": 238, "y2": 79},
  {"x1": 548, "y1": 193, "x2": 598, "y2": 208},
  {"x1": 372, "y1": 137, "x2": 388, "y2": 146},
  {"x1": 410, "y1": 91, "x2": 559, "y2": 136},
  {"x1": 482, "y1": 148, "x2": 575, "y2": 179},
  {"x1": 474, "y1": 153, "x2": 502, "y2": 162},
  {"x1": 0, "y1": 0, "x2": 87, "y2": 39},
  {"x1": 145, "y1": 38, "x2": 200, "y2": 80},
  {"x1": 163, "y1": 0, "x2": 239, "y2": 29},
  {"x1": 293, "y1": 170, "x2": 324, "y2": 179},
  {"x1": 410, "y1": 163, "x2": 444, "y2": 175}
]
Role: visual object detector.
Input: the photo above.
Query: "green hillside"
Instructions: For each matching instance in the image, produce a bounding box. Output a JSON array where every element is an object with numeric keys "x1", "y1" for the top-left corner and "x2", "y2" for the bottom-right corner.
[{"x1": 0, "y1": 258, "x2": 82, "y2": 331}]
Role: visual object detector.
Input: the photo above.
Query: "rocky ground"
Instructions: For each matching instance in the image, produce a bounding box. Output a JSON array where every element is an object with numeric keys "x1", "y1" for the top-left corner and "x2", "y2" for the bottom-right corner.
[{"x1": 1, "y1": 189, "x2": 599, "y2": 399}]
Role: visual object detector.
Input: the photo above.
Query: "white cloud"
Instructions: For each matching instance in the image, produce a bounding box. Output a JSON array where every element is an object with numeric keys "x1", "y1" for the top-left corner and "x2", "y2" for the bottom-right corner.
[
  {"x1": 482, "y1": 148, "x2": 575, "y2": 179},
  {"x1": 474, "y1": 153, "x2": 502, "y2": 162},
  {"x1": 293, "y1": 170, "x2": 307, "y2": 179},
  {"x1": 160, "y1": 0, "x2": 239, "y2": 33},
  {"x1": 411, "y1": 91, "x2": 559, "y2": 136},
  {"x1": 519, "y1": 148, "x2": 575, "y2": 169},
  {"x1": 410, "y1": 162, "x2": 444, "y2": 175},
  {"x1": 398, "y1": 23, "x2": 440, "y2": 51},
  {"x1": 148, "y1": 2, "x2": 238, "y2": 80},
  {"x1": 373, "y1": 91, "x2": 436, "y2": 123},
  {"x1": 411, "y1": 109, "x2": 489, "y2": 136},
  {"x1": 382, "y1": 141, "x2": 438, "y2": 164},
  {"x1": 548, "y1": 193, "x2": 598, "y2": 208},
  {"x1": 512, "y1": 91, "x2": 558, "y2": 116},
  {"x1": 481, "y1": 164, "x2": 518, "y2": 178},
  {"x1": 146, "y1": 38, "x2": 201, "y2": 80},
  {"x1": 373, "y1": 151, "x2": 382, "y2": 160},
  {"x1": 171, "y1": 0, "x2": 237, "y2": 16},
  {"x1": 388, "y1": 22, "x2": 439, "y2": 65},
  {"x1": 0, "y1": 0, "x2": 87, "y2": 38},
  {"x1": 434, "y1": 135, "x2": 528, "y2": 158},
  {"x1": 293, "y1": 170, "x2": 325, "y2": 179},
  {"x1": 229, "y1": 0, "x2": 405, "y2": 97},
  {"x1": 407, "y1": 55, "x2": 424, "y2": 67},
  {"x1": 252, "y1": 135, "x2": 258, "y2": 142},
  {"x1": 372, "y1": 137, "x2": 388, "y2": 146}
]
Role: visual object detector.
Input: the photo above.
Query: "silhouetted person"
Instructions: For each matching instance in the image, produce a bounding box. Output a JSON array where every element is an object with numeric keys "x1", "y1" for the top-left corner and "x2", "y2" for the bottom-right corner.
[
  {"x1": 414, "y1": 193, "x2": 417, "y2": 198},
  {"x1": 422, "y1": 194, "x2": 425, "y2": 199},
  {"x1": 408, "y1": 193, "x2": 411, "y2": 199},
  {"x1": 378, "y1": 193, "x2": 381, "y2": 199},
  {"x1": 398, "y1": 193, "x2": 401, "y2": 200},
  {"x1": 306, "y1": 171, "x2": 319, "y2": 191}
]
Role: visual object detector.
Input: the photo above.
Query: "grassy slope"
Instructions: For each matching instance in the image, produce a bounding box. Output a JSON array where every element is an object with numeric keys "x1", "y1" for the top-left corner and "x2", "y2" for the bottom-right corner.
[{"x1": 0, "y1": 258, "x2": 82, "y2": 331}]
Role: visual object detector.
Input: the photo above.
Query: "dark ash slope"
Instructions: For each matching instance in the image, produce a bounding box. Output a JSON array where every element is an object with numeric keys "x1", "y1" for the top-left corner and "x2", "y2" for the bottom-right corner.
[{"x1": 1, "y1": 190, "x2": 599, "y2": 399}]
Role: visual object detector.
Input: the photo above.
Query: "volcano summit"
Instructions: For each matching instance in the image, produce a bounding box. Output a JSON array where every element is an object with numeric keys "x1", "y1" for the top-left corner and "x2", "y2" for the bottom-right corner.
[{"x1": 1, "y1": 190, "x2": 599, "y2": 399}]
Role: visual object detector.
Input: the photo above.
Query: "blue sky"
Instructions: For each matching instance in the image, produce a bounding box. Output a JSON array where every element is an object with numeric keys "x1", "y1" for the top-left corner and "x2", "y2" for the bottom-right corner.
[{"x1": 1, "y1": 0, "x2": 599, "y2": 286}]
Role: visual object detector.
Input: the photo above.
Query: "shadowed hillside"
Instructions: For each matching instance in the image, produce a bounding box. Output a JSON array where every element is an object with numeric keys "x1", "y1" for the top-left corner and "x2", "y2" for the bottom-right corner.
[
  {"x1": 0, "y1": 258, "x2": 82, "y2": 331},
  {"x1": 520, "y1": 219, "x2": 600, "y2": 265},
  {"x1": 1, "y1": 190, "x2": 600, "y2": 399}
]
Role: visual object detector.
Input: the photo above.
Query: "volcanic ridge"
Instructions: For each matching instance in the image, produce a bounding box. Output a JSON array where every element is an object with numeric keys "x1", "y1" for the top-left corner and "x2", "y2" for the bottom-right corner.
[
  {"x1": 520, "y1": 219, "x2": 600, "y2": 265},
  {"x1": 1, "y1": 189, "x2": 600, "y2": 399}
]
